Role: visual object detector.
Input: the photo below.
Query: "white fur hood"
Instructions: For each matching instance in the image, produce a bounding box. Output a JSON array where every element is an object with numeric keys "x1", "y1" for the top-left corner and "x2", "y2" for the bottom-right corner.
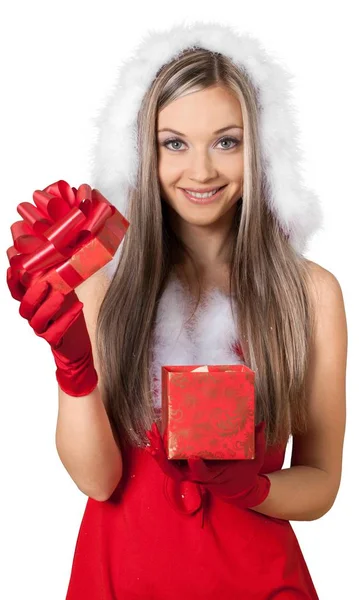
[{"x1": 89, "y1": 20, "x2": 324, "y2": 255}]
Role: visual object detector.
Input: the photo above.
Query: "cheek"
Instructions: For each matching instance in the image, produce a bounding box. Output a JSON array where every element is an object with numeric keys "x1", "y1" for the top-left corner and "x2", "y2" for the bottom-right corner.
[
  {"x1": 158, "y1": 150, "x2": 187, "y2": 180},
  {"x1": 221, "y1": 154, "x2": 244, "y2": 181},
  {"x1": 157, "y1": 174, "x2": 174, "y2": 206},
  {"x1": 157, "y1": 155, "x2": 165, "y2": 182},
  {"x1": 158, "y1": 161, "x2": 180, "y2": 186}
]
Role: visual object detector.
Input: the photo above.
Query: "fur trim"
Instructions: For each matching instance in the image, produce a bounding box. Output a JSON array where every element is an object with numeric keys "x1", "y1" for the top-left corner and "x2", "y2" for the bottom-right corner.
[
  {"x1": 149, "y1": 273, "x2": 245, "y2": 408},
  {"x1": 89, "y1": 20, "x2": 324, "y2": 254}
]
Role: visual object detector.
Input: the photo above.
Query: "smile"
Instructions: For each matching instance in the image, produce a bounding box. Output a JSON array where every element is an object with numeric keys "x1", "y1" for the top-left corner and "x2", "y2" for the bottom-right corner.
[{"x1": 180, "y1": 185, "x2": 227, "y2": 204}]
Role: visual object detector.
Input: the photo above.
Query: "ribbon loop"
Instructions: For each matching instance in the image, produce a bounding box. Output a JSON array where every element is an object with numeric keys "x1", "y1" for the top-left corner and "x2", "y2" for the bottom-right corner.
[{"x1": 6, "y1": 179, "x2": 127, "y2": 295}]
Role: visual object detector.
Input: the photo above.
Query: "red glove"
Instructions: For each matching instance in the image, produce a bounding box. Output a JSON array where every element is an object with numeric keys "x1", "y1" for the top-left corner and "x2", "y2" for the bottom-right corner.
[
  {"x1": 145, "y1": 421, "x2": 270, "y2": 509},
  {"x1": 187, "y1": 421, "x2": 271, "y2": 509},
  {"x1": 144, "y1": 422, "x2": 192, "y2": 482},
  {"x1": 8, "y1": 275, "x2": 98, "y2": 397}
]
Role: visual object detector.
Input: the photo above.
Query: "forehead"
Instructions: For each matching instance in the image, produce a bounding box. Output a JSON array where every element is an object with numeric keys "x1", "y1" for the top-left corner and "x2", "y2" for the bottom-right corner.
[{"x1": 157, "y1": 85, "x2": 243, "y2": 133}]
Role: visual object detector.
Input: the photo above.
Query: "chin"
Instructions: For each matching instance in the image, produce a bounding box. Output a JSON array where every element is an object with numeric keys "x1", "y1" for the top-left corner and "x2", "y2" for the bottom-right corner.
[{"x1": 176, "y1": 208, "x2": 224, "y2": 226}]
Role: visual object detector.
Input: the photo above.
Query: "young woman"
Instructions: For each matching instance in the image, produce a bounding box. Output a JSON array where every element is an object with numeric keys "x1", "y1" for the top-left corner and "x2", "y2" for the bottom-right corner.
[{"x1": 8, "y1": 22, "x2": 346, "y2": 599}]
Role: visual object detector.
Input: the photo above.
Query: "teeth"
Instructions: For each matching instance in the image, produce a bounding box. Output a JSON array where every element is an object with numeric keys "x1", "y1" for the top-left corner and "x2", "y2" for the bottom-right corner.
[{"x1": 185, "y1": 188, "x2": 220, "y2": 198}]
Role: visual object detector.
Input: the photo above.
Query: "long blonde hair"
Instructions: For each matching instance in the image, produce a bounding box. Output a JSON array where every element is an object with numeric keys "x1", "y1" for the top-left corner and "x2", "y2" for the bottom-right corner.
[{"x1": 96, "y1": 47, "x2": 316, "y2": 452}]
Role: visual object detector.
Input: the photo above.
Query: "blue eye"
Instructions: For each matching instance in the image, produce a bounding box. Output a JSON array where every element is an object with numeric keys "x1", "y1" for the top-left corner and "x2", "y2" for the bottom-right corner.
[
  {"x1": 163, "y1": 138, "x2": 184, "y2": 151},
  {"x1": 218, "y1": 137, "x2": 239, "y2": 149},
  {"x1": 160, "y1": 136, "x2": 240, "y2": 151}
]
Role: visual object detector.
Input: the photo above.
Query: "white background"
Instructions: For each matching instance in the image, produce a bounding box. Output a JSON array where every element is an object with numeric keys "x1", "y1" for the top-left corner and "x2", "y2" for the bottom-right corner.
[{"x1": 0, "y1": 1, "x2": 357, "y2": 598}]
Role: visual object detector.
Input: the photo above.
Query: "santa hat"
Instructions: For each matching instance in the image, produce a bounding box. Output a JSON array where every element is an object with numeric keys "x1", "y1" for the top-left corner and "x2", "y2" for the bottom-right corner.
[{"x1": 89, "y1": 21, "x2": 324, "y2": 255}]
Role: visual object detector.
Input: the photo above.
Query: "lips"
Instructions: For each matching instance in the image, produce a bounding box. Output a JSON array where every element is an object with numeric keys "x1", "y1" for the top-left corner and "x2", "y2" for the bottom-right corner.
[
  {"x1": 180, "y1": 184, "x2": 227, "y2": 204},
  {"x1": 182, "y1": 185, "x2": 226, "y2": 194}
]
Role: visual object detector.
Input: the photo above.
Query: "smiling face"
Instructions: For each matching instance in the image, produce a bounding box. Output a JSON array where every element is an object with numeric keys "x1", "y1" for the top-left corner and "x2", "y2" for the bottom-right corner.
[{"x1": 157, "y1": 84, "x2": 244, "y2": 230}]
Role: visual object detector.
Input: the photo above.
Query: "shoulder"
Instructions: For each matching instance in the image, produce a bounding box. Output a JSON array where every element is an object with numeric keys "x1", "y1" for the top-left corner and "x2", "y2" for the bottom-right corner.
[
  {"x1": 303, "y1": 258, "x2": 347, "y2": 356},
  {"x1": 304, "y1": 258, "x2": 341, "y2": 289},
  {"x1": 303, "y1": 259, "x2": 345, "y2": 319}
]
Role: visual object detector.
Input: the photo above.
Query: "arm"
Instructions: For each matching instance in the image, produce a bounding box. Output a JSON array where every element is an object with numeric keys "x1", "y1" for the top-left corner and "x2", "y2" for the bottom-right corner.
[
  {"x1": 250, "y1": 263, "x2": 347, "y2": 521},
  {"x1": 56, "y1": 269, "x2": 123, "y2": 501}
]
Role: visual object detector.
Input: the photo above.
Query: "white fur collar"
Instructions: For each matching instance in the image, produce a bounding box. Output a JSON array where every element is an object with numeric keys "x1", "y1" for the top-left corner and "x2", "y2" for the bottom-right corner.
[
  {"x1": 90, "y1": 20, "x2": 324, "y2": 254},
  {"x1": 149, "y1": 273, "x2": 245, "y2": 409}
]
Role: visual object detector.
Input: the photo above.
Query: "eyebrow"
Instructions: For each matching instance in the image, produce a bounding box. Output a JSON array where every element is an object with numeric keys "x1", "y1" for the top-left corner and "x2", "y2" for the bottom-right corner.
[{"x1": 157, "y1": 125, "x2": 243, "y2": 135}]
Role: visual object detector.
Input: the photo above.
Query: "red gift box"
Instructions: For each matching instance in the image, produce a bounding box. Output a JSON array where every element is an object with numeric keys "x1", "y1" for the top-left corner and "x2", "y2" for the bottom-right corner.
[
  {"x1": 6, "y1": 179, "x2": 129, "y2": 296},
  {"x1": 161, "y1": 364, "x2": 255, "y2": 460}
]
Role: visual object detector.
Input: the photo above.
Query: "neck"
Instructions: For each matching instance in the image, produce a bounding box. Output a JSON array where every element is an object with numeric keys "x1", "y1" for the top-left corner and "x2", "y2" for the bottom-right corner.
[{"x1": 168, "y1": 204, "x2": 237, "y2": 270}]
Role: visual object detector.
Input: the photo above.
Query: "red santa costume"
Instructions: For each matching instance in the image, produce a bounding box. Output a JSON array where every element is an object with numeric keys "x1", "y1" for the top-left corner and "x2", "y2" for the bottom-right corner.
[{"x1": 65, "y1": 21, "x2": 323, "y2": 599}]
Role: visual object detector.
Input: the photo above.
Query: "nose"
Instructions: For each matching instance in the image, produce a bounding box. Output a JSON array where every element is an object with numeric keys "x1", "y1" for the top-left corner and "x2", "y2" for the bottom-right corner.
[{"x1": 187, "y1": 149, "x2": 219, "y2": 181}]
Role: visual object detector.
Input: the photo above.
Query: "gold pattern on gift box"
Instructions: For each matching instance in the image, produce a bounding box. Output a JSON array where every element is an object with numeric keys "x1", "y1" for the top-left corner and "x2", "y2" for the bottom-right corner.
[
  {"x1": 184, "y1": 393, "x2": 198, "y2": 408},
  {"x1": 234, "y1": 428, "x2": 254, "y2": 458},
  {"x1": 213, "y1": 408, "x2": 245, "y2": 436},
  {"x1": 170, "y1": 373, "x2": 189, "y2": 389},
  {"x1": 164, "y1": 365, "x2": 255, "y2": 460},
  {"x1": 168, "y1": 405, "x2": 184, "y2": 422}
]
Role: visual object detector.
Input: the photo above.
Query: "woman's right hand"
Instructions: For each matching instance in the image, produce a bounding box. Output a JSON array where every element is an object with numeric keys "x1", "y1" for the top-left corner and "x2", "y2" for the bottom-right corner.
[
  {"x1": 8, "y1": 275, "x2": 98, "y2": 397},
  {"x1": 145, "y1": 422, "x2": 192, "y2": 482}
]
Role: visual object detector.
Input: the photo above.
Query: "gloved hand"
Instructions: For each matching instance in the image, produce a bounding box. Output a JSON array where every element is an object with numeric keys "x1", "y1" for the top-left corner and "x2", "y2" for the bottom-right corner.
[
  {"x1": 144, "y1": 422, "x2": 192, "y2": 482},
  {"x1": 145, "y1": 420, "x2": 270, "y2": 509},
  {"x1": 8, "y1": 275, "x2": 98, "y2": 397},
  {"x1": 187, "y1": 421, "x2": 271, "y2": 509}
]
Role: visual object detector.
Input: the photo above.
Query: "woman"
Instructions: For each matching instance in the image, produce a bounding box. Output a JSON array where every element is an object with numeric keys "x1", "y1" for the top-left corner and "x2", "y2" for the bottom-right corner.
[{"x1": 8, "y1": 22, "x2": 346, "y2": 599}]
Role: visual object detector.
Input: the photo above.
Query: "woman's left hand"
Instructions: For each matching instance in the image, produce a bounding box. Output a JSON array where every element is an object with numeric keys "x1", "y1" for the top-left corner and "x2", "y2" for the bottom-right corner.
[{"x1": 186, "y1": 421, "x2": 271, "y2": 508}]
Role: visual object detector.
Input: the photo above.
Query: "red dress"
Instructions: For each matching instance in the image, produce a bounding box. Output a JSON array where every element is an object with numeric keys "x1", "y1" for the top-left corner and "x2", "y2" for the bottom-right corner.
[{"x1": 65, "y1": 434, "x2": 319, "y2": 599}]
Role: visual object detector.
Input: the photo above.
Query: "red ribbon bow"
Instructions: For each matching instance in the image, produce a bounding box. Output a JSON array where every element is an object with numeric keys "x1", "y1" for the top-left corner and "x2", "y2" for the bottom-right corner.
[{"x1": 6, "y1": 179, "x2": 126, "y2": 297}]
